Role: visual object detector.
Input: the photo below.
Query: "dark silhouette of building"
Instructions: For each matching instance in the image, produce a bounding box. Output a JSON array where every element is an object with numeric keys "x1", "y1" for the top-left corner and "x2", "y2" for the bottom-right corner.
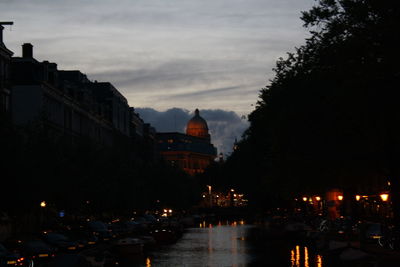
[
  {"x1": 129, "y1": 107, "x2": 144, "y2": 139},
  {"x1": 157, "y1": 109, "x2": 217, "y2": 175},
  {"x1": 0, "y1": 22, "x2": 13, "y2": 115},
  {"x1": 0, "y1": 25, "x2": 158, "y2": 162},
  {"x1": 87, "y1": 82, "x2": 130, "y2": 137},
  {"x1": 10, "y1": 44, "x2": 114, "y2": 145},
  {"x1": 8, "y1": 41, "x2": 155, "y2": 155}
]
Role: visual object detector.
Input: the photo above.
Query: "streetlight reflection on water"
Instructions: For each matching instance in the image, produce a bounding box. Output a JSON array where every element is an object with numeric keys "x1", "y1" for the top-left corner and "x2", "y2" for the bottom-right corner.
[
  {"x1": 290, "y1": 245, "x2": 323, "y2": 267},
  {"x1": 147, "y1": 221, "x2": 324, "y2": 267},
  {"x1": 199, "y1": 220, "x2": 245, "y2": 228}
]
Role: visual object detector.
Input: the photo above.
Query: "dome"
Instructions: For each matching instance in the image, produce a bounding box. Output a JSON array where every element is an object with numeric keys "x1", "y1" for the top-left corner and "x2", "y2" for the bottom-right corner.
[{"x1": 186, "y1": 109, "x2": 210, "y2": 140}]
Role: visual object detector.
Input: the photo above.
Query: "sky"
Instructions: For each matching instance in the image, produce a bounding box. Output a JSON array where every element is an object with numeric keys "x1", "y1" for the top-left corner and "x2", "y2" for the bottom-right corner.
[
  {"x1": 1, "y1": 0, "x2": 315, "y2": 153},
  {"x1": 135, "y1": 107, "x2": 248, "y2": 155}
]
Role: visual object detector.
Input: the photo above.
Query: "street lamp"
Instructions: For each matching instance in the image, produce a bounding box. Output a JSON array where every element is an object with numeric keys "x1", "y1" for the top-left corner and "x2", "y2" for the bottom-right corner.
[
  {"x1": 302, "y1": 197, "x2": 308, "y2": 202},
  {"x1": 337, "y1": 195, "x2": 343, "y2": 201},
  {"x1": 380, "y1": 193, "x2": 389, "y2": 202},
  {"x1": 207, "y1": 185, "x2": 212, "y2": 207},
  {"x1": 40, "y1": 201, "x2": 47, "y2": 208},
  {"x1": 355, "y1": 195, "x2": 361, "y2": 201}
]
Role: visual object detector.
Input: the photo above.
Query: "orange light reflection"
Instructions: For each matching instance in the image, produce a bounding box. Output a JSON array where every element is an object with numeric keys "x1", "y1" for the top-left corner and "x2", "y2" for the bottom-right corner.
[
  {"x1": 304, "y1": 247, "x2": 309, "y2": 267},
  {"x1": 290, "y1": 250, "x2": 295, "y2": 267},
  {"x1": 295, "y1": 245, "x2": 300, "y2": 267},
  {"x1": 316, "y1": 255, "x2": 323, "y2": 267}
]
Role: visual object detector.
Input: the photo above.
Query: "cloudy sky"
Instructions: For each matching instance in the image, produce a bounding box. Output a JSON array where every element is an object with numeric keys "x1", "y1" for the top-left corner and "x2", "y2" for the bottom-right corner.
[
  {"x1": 135, "y1": 107, "x2": 248, "y2": 155},
  {"x1": 1, "y1": 0, "x2": 314, "y2": 153}
]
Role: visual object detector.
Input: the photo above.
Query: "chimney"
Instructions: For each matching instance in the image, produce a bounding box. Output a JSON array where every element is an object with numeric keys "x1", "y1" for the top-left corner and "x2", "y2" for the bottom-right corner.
[
  {"x1": 22, "y1": 43, "x2": 33, "y2": 58},
  {"x1": 0, "y1": 22, "x2": 13, "y2": 44}
]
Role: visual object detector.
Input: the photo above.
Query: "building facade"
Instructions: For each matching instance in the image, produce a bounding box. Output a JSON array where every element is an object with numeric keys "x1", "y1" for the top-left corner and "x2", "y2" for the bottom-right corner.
[
  {"x1": 9, "y1": 42, "x2": 153, "y2": 152},
  {"x1": 10, "y1": 44, "x2": 116, "y2": 145},
  {"x1": 157, "y1": 109, "x2": 217, "y2": 175},
  {"x1": 0, "y1": 24, "x2": 13, "y2": 116}
]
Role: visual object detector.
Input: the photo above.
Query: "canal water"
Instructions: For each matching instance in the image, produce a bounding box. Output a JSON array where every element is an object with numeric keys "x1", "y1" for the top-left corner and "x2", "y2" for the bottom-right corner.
[{"x1": 137, "y1": 221, "x2": 324, "y2": 267}]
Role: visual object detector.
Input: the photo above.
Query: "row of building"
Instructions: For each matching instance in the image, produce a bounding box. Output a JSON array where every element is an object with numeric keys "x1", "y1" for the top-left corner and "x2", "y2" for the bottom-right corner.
[{"x1": 0, "y1": 23, "x2": 217, "y2": 174}]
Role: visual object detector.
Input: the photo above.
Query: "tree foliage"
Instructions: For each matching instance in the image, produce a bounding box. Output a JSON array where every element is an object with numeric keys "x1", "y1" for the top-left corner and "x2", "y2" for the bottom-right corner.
[
  {"x1": 0, "y1": 122, "x2": 199, "y2": 219},
  {"x1": 221, "y1": 0, "x2": 400, "y2": 206}
]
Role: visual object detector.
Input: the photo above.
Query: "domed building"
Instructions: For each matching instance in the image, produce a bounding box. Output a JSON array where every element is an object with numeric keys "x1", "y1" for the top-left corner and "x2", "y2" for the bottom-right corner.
[
  {"x1": 186, "y1": 109, "x2": 210, "y2": 140},
  {"x1": 157, "y1": 109, "x2": 217, "y2": 175}
]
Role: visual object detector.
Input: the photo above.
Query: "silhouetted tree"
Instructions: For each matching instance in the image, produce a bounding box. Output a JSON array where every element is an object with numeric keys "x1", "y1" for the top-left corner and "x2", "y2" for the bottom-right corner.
[
  {"x1": 1, "y1": 122, "x2": 199, "y2": 230},
  {"x1": 224, "y1": 0, "x2": 400, "y2": 221}
]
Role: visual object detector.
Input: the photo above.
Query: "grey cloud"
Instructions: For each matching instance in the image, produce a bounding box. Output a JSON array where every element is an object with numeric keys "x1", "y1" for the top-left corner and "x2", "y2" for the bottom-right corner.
[
  {"x1": 88, "y1": 60, "x2": 262, "y2": 114},
  {"x1": 90, "y1": 58, "x2": 264, "y2": 93},
  {"x1": 136, "y1": 107, "x2": 249, "y2": 154},
  {"x1": 103, "y1": 61, "x2": 213, "y2": 89},
  {"x1": 1, "y1": 0, "x2": 315, "y2": 115},
  {"x1": 135, "y1": 107, "x2": 190, "y2": 133},
  {"x1": 166, "y1": 86, "x2": 242, "y2": 99}
]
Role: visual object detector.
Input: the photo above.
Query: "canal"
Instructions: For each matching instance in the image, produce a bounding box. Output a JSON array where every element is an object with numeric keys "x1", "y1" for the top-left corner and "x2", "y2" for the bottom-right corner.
[{"x1": 135, "y1": 221, "x2": 324, "y2": 267}]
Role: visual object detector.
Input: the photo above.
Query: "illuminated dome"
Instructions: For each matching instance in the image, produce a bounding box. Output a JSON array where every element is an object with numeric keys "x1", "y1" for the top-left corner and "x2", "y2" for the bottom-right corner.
[{"x1": 186, "y1": 109, "x2": 210, "y2": 140}]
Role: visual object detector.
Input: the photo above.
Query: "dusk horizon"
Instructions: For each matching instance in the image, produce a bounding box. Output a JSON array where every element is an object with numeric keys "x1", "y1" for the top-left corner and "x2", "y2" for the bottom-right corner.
[
  {"x1": 1, "y1": 1, "x2": 400, "y2": 267},
  {"x1": 1, "y1": 0, "x2": 314, "y2": 115}
]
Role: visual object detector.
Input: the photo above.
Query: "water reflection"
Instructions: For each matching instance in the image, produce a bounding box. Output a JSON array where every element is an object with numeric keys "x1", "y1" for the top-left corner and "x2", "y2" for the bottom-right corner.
[
  {"x1": 317, "y1": 255, "x2": 323, "y2": 267},
  {"x1": 150, "y1": 220, "x2": 249, "y2": 267},
  {"x1": 290, "y1": 245, "x2": 323, "y2": 267},
  {"x1": 145, "y1": 257, "x2": 151, "y2": 267},
  {"x1": 124, "y1": 221, "x2": 325, "y2": 267}
]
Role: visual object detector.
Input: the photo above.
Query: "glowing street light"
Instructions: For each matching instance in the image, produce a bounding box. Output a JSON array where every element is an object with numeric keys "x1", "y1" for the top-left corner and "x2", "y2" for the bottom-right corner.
[
  {"x1": 380, "y1": 193, "x2": 389, "y2": 202},
  {"x1": 337, "y1": 195, "x2": 343, "y2": 201},
  {"x1": 40, "y1": 201, "x2": 47, "y2": 208},
  {"x1": 355, "y1": 195, "x2": 361, "y2": 201},
  {"x1": 302, "y1": 197, "x2": 308, "y2": 202},
  {"x1": 315, "y1": 196, "x2": 321, "y2": 201}
]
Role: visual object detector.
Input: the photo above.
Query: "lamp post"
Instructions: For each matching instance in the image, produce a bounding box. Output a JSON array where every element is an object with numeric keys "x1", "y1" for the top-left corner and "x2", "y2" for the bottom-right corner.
[
  {"x1": 380, "y1": 193, "x2": 389, "y2": 218},
  {"x1": 230, "y1": 189, "x2": 235, "y2": 207},
  {"x1": 314, "y1": 196, "x2": 322, "y2": 212},
  {"x1": 207, "y1": 185, "x2": 212, "y2": 207},
  {"x1": 39, "y1": 201, "x2": 46, "y2": 229}
]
